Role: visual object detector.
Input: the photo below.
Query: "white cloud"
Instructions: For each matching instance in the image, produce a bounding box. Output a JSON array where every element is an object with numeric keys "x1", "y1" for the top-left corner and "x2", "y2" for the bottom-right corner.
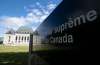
[
  {"x1": 32, "y1": 9, "x2": 43, "y2": 16},
  {"x1": 25, "y1": 2, "x2": 57, "y2": 23},
  {"x1": 27, "y1": 12, "x2": 33, "y2": 17},
  {"x1": 0, "y1": 16, "x2": 27, "y2": 30},
  {"x1": 36, "y1": 2, "x2": 40, "y2": 6},
  {"x1": 32, "y1": 26, "x2": 37, "y2": 31},
  {"x1": 0, "y1": 2, "x2": 57, "y2": 35},
  {"x1": 40, "y1": 14, "x2": 48, "y2": 21},
  {"x1": 47, "y1": 4, "x2": 56, "y2": 10}
]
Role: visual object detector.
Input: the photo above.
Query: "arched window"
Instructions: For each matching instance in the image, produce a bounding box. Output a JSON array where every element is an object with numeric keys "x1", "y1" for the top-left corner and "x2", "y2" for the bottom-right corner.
[
  {"x1": 22, "y1": 36, "x2": 23, "y2": 41},
  {"x1": 8, "y1": 36, "x2": 11, "y2": 42},
  {"x1": 27, "y1": 36, "x2": 29, "y2": 41},
  {"x1": 15, "y1": 36, "x2": 17, "y2": 43},
  {"x1": 16, "y1": 36, "x2": 17, "y2": 41},
  {"x1": 24, "y1": 36, "x2": 26, "y2": 42}
]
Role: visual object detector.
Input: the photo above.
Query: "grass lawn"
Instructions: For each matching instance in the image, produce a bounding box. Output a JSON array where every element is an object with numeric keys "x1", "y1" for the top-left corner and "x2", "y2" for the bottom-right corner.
[
  {"x1": 0, "y1": 44, "x2": 29, "y2": 65},
  {"x1": 0, "y1": 44, "x2": 57, "y2": 65},
  {"x1": 0, "y1": 45, "x2": 29, "y2": 53}
]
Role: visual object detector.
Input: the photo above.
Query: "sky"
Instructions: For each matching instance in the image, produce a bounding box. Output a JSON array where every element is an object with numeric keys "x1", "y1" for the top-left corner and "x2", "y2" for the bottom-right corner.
[{"x1": 0, "y1": 0, "x2": 62, "y2": 37}]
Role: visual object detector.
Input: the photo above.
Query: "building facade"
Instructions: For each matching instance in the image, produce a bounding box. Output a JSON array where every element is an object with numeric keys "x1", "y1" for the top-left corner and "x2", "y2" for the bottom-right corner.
[{"x1": 3, "y1": 26, "x2": 41, "y2": 46}]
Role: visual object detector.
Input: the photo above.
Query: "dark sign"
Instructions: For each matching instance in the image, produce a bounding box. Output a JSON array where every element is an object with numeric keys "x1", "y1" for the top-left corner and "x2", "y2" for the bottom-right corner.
[{"x1": 30, "y1": 0, "x2": 100, "y2": 65}]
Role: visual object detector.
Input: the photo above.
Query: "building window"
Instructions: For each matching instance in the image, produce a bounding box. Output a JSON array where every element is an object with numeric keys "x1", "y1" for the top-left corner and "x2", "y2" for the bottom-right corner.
[
  {"x1": 8, "y1": 36, "x2": 11, "y2": 42},
  {"x1": 27, "y1": 37, "x2": 29, "y2": 42},
  {"x1": 22, "y1": 36, "x2": 23, "y2": 41},
  {"x1": 24, "y1": 37, "x2": 26, "y2": 42},
  {"x1": 16, "y1": 36, "x2": 17, "y2": 40},
  {"x1": 15, "y1": 36, "x2": 17, "y2": 43}
]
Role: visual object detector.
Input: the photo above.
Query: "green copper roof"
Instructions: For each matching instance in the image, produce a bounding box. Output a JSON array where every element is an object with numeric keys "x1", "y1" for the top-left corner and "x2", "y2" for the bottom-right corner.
[{"x1": 16, "y1": 26, "x2": 33, "y2": 34}]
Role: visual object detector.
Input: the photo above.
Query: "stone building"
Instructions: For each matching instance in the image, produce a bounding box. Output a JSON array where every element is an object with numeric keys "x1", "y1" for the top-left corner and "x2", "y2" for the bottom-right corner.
[{"x1": 3, "y1": 26, "x2": 41, "y2": 46}]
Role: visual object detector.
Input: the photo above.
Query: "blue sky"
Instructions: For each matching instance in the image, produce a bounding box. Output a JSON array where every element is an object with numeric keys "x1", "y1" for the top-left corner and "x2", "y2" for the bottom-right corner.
[{"x1": 0, "y1": 0, "x2": 62, "y2": 37}]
